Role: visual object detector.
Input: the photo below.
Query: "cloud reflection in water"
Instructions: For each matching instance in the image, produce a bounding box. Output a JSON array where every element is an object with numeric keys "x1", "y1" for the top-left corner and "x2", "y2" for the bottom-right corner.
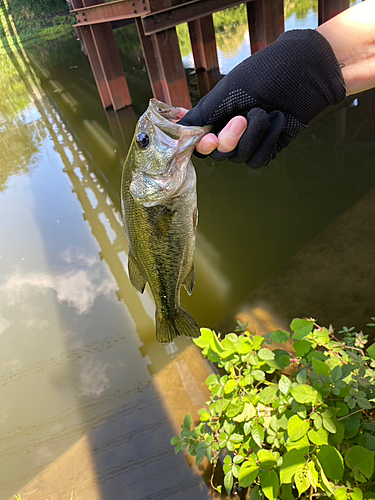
[{"x1": 0, "y1": 250, "x2": 117, "y2": 317}]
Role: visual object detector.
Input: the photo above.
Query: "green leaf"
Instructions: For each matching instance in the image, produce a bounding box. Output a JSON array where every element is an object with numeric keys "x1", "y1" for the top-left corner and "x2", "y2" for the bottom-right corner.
[
  {"x1": 294, "y1": 463, "x2": 310, "y2": 496},
  {"x1": 291, "y1": 318, "x2": 315, "y2": 339},
  {"x1": 244, "y1": 421, "x2": 252, "y2": 436},
  {"x1": 224, "y1": 379, "x2": 237, "y2": 394},
  {"x1": 317, "y1": 445, "x2": 344, "y2": 480},
  {"x1": 267, "y1": 349, "x2": 291, "y2": 370},
  {"x1": 250, "y1": 486, "x2": 262, "y2": 499},
  {"x1": 214, "y1": 398, "x2": 230, "y2": 414},
  {"x1": 226, "y1": 400, "x2": 245, "y2": 418},
  {"x1": 314, "y1": 414, "x2": 323, "y2": 430},
  {"x1": 259, "y1": 385, "x2": 278, "y2": 404},
  {"x1": 351, "y1": 488, "x2": 363, "y2": 500},
  {"x1": 296, "y1": 368, "x2": 307, "y2": 384},
  {"x1": 294, "y1": 340, "x2": 311, "y2": 357},
  {"x1": 205, "y1": 374, "x2": 218, "y2": 386},
  {"x1": 287, "y1": 415, "x2": 309, "y2": 441},
  {"x1": 286, "y1": 435, "x2": 310, "y2": 454},
  {"x1": 252, "y1": 335, "x2": 265, "y2": 350},
  {"x1": 194, "y1": 328, "x2": 213, "y2": 348},
  {"x1": 270, "y1": 330, "x2": 290, "y2": 344},
  {"x1": 258, "y1": 348, "x2": 275, "y2": 361},
  {"x1": 280, "y1": 449, "x2": 306, "y2": 484},
  {"x1": 233, "y1": 402, "x2": 256, "y2": 422},
  {"x1": 230, "y1": 433, "x2": 244, "y2": 444},
  {"x1": 238, "y1": 462, "x2": 259, "y2": 488},
  {"x1": 367, "y1": 343, "x2": 375, "y2": 360},
  {"x1": 252, "y1": 369, "x2": 265, "y2": 382},
  {"x1": 252, "y1": 424, "x2": 264, "y2": 447},
  {"x1": 322, "y1": 416, "x2": 337, "y2": 434},
  {"x1": 308, "y1": 427, "x2": 328, "y2": 445},
  {"x1": 224, "y1": 470, "x2": 233, "y2": 495},
  {"x1": 278, "y1": 374, "x2": 292, "y2": 395},
  {"x1": 221, "y1": 337, "x2": 236, "y2": 354},
  {"x1": 308, "y1": 461, "x2": 319, "y2": 489},
  {"x1": 171, "y1": 435, "x2": 180, "y2": 446},
  {"x1": 314, "y1": 327, "x2": 331, "y2": 345},
  {"x1": 280, "y1": 484, "x2": 295, "y2": 500},
  {"x1": 257, "y1": 449, "x2": 277, "y2": 468},
  {"x1": 291, "y1": 384, "x2": 319, "y2": 404},
  {"x1": 183, "y1": 414, "x2": 192, "y2": 429},
  {"x1": 345, "y1": 446, "x2": 374, "y2": 480},
  {"x1": 312, "y1": 357, "x2": 330, "y2": 376},
  {"x1": 195, "y1": 442, "x2": 207, "y2": 465},
  {"x1": 334, "y1": 487, "x2": 348, "y2": 500},
  {"x1": 259, "y1": 469, "x2": 279, "y2": 500},
  {"x1": 235, "y1": 336, "x2": 252, "y2": 354}
]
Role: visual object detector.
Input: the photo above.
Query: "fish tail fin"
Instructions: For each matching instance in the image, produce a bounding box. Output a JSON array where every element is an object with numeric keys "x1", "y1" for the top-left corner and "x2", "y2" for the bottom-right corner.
[{"x1": 156, "y1": 308, "x2": 200, "y2": 344}]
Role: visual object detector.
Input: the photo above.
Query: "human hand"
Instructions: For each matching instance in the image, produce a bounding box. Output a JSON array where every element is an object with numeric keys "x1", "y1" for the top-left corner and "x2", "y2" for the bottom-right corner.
[{"x1": 178, "y1": 29, "x2": 346, "y2": 168}]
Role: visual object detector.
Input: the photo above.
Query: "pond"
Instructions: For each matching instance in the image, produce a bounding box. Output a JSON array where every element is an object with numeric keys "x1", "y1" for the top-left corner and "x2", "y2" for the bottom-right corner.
[{"x1": 0, "y1": 1, "x2": 374, "y2": 498}]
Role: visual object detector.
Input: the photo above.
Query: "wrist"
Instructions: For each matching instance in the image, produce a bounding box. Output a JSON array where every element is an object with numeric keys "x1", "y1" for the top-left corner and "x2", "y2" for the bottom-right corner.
[{"x1": 317, "y1": 0, "x2": 375, "y2": 95}]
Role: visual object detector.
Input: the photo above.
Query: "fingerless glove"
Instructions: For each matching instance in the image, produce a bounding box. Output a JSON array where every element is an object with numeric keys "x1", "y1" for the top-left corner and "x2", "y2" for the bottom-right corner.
[{"x1": 179, "y1": 29, "x2": 346, "y2": 168}]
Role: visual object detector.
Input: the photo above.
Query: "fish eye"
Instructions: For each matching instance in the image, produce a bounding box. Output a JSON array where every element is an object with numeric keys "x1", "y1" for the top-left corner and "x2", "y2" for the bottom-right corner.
[{"x1": 136, "y1": 132, "x2": 150, "y2": 149}]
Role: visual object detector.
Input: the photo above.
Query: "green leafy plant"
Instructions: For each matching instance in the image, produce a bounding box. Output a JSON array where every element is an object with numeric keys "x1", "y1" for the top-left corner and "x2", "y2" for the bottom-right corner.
[{"x1": 171, "y1": 318, "x2": 375, "y2": 499}]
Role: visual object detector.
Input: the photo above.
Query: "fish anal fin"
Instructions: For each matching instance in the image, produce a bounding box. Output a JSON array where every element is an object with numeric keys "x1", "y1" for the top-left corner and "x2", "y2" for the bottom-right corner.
[
  {"x1": 183, "y1": 265, "x2": 195, "y2": 296},
  {"x1": 128, "y1": 252, "x2": 146, "y2": 293},
  {"x1": 154, "y1": 206, "x2": 176, "y2": 239}
]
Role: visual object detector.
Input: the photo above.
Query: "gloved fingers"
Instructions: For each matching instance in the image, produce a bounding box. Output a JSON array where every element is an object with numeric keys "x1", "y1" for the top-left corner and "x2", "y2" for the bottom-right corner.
[
  {"x1": 177, "y1": 106, "x2": 204, "y2": 127},
  {"x1": 229, "y1": 108, "x2": 271, "y2": 164},
  {"x1": 245, "y1": 110, "x2": 285, "y2": 169}
]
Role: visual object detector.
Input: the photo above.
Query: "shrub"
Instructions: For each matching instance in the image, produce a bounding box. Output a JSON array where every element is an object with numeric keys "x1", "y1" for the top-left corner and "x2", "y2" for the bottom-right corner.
[{"x1": 171, "y1": 317, "x2": 375, "y2": 499}]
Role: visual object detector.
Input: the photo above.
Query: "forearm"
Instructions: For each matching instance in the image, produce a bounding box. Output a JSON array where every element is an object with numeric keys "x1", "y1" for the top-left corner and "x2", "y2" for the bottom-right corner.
[{"x1": 317, "y1": 0, "x2": 375, "y2": 95}]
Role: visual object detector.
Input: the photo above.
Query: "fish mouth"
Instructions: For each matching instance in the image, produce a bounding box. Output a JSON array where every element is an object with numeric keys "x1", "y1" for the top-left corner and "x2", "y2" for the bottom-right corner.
[{"x1": 147, "y1": 99, "x2": 210, "y2": 146}]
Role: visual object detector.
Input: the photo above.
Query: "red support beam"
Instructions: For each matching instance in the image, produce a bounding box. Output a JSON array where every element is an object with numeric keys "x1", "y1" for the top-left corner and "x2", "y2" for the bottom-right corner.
[
  {"x1": 72, "y1": 0, "x2": 150, "y2": 26},
  {"x1": 318, "y1": 0, "x2": 350, "y2": 24},
  {"x1": 247, "y1": 0, "x2": 284, "y2": 54},
  {"x1": 188, "y1": 15, "x2": 220, "y2": 96},
  {"x1": 141, "y1": 0, "x2": 244, "y2": 35},
  {"x1": 136, "y1": 18, "x2": 191, "y2": 109},
  {"x1": 74, "y1": 0, "x2": 132, "y2": 110}
]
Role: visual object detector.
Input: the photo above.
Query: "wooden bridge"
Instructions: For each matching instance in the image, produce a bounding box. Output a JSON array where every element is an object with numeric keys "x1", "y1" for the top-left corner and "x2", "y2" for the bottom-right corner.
[{"x1": 69, "y1": 0, "x2": 351, "y2": 111}]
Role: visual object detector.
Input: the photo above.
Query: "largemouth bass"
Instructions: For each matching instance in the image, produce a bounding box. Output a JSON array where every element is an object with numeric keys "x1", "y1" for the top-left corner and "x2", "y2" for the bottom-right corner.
[{"x1": 121, "y1": 99, "x2": 209, "y2": 344}]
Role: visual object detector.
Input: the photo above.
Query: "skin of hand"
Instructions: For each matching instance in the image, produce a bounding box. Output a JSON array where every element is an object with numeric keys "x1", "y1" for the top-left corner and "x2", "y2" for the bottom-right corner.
[{"x1": 193, "y1": 0, "x2": 375, "y2": 156}]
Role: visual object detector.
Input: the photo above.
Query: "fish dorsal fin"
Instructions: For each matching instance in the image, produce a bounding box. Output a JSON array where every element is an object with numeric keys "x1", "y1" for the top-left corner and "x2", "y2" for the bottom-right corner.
[
  {"x1": 183, "y1": 264, "x2": 195, "y2": 295},
  {"x1": 128, "y1": 251, "x2": 146, "y2": 293}
]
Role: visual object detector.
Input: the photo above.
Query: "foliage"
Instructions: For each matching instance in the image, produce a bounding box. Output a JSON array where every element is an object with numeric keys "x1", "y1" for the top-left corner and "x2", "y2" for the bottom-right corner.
[
  {"x1": 284, "y1": 0, "x2": 317, "y2": 20},
  {"x1": 1, "y1": 0, "x2": 72, "y2": 47},
  {"x1": 177, "y1": 5, "x2": 247, "y2": 59},
  {"x1": 171, "y1": 318, "x2": 375, "y2": 498}
]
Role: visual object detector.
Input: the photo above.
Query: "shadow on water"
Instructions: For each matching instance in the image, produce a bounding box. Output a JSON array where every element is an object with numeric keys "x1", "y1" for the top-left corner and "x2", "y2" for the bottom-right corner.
[{"x1": 1, "y1": 3, "x2": 375, "y2": 499}]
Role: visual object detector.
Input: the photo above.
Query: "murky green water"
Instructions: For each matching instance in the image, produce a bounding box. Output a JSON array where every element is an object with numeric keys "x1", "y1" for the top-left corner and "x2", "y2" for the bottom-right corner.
[{"x1": 1, "y1": 2, "x2": 375, "y2": 498}]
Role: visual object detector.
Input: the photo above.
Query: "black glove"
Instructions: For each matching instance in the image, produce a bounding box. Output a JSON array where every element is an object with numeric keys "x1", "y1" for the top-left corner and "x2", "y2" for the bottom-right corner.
[{"x1": 178, "y1": 29, "x2": 346, "y2": 168}]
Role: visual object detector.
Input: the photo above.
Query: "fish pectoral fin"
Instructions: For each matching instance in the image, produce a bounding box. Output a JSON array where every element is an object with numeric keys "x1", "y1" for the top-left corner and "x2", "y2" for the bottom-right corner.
[
  {"x1": 183, "y1": 264, "x2": 195, "y2": 296},
  {"x1": 154, "y1": 206, "x2": 176, "y2": 239},
  {"x1": 128, "y1": 252, "x2": 146, "y2": 293}
]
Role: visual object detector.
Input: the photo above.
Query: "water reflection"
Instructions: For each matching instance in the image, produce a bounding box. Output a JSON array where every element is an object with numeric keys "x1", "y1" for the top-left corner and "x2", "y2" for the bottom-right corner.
[{"x1": 0, "y1": 9, "x2": 215, "y2": 496}]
